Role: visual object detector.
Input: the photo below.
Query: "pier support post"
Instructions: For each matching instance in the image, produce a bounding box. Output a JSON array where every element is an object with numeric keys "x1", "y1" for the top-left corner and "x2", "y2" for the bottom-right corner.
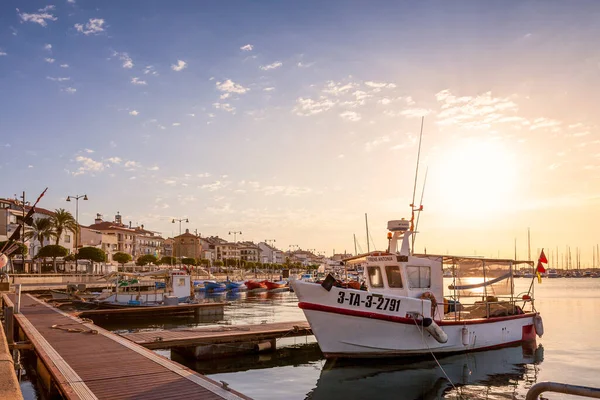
[{"x1": 14, "y1": 285, "x2": 21, "y2": 315}]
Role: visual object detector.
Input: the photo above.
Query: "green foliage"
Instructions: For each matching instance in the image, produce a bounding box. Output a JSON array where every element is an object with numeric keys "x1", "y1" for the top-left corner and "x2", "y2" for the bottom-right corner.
[
  {"x1": 113, "y1": 252, "x2": 132, "y2": 265},
  {"x1": 159, "y1": 256, "x2": 175, "y2": 265},
  {"x1": 64, "y1": 254, "x2": 76, "y2": 262},
  {"x1": 225, "y1": 258, "x2": 237, "y2": 267},
  {"x1": 181, "y1": 257, "x2": 197, "y2": 266},
  {"x1": 213, "y1": 260, "x2": 224, "y2": 267},
  {"x1": 246, "y1": 261, "x2": 256, "y2": 270},
  {"x1": 51, "y1": 209, "x2": 77, "y2": 245},
  {"x1": 199, "y1": 258, "x2": 210, "y2": 266},
  {"x1": 37, "y1": 245, "x2": 68, "y2": 259},
  {"x1": 0, "y1": 241, "x2": 28, "y2": 257},
  {"x1": 77, "y1": 247, "x2": 107, "y2": 263},
  {"x1": 24, "y1": 217, "x2": 56, "y2": 248},
  {"x1": 136, "y1": 254, "x2": 157, "y2": 266}
]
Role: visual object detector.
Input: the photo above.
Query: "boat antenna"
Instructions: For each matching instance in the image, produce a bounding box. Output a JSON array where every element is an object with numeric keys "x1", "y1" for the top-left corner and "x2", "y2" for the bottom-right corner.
[
  {"x1": 410, "y1": 117, "x2": 425, "y2": 254},
  {"x1": 365, "y1": 213, "x2": 370, "y2": 253},
  {"x1": 412, "y1": 166, "x2": 428, "y2": 252}
]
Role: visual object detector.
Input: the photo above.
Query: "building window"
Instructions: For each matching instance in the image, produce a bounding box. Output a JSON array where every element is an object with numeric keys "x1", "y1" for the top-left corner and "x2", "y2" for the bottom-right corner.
[{"x1": 64, "y1": 235, "x2": 71, "y2": 243}]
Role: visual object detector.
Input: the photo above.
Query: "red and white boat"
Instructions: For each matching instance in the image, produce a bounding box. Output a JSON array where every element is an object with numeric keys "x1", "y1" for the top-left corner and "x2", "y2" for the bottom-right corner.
[
  {"x1": 262, "y1": 280, "x2": 288, "y2": 290},
  {"x1": 291, "y1": 219, "x2": 544, "y2": 358},
  {"x1": 245, "y1": 280, "x2": 267, "y2": 291}
]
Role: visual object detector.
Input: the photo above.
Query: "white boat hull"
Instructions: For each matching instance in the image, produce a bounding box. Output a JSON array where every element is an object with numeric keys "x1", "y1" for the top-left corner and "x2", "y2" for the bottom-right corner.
[{"x1": 292, "y1": 281, "x2": 538, "y2": 358}]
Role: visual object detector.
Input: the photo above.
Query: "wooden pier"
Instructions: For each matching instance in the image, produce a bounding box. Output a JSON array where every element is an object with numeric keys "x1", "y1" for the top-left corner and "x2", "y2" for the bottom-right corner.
[
  {"x1": 4, "y1": 293, "x2": 250, "y2": 400},
  {"x1": 121, "y1": 320, "x2": 313, "y2": 359}
]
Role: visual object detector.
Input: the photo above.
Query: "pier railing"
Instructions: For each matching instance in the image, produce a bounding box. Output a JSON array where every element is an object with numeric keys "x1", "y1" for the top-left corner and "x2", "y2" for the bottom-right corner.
[
  {"x1": 526, "y1": 382, "x2": 600, "y2": 400},
  {"x1": 0, "y1": 294, "x2": 23, "y2": 400}
]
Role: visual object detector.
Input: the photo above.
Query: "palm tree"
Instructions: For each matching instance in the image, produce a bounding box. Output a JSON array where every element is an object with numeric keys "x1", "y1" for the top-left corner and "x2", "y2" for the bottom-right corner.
[
  {"x1": 25, "y1": 218, "x2": 56, "y2": 272},
  {"x1": 51, "y1": 208, "x2": 77, "y2": 246}
]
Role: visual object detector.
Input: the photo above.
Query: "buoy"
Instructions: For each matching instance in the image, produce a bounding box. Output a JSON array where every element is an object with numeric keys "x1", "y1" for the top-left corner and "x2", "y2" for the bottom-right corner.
[
  {"x1": 422, "y1": 318, "x2": 448, "y2": 343},
  {"x1": 462, "y1": 326, "x2": 469, "y2": 346},
  {"x1": 534, "y1": 314, "x2": 544, "y2": 337}
]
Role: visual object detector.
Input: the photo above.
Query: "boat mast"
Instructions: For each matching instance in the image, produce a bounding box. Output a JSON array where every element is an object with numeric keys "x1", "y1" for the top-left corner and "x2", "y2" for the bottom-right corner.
[
  {"x1": 365, "y1": 213, "x2": 370, "y2": 253},
  {"x1": 413, "y1": 167, "x2": 428, "y2": 253},
  {"x1": 353, "y1": 234, "x2": 358, "y2": 256},
  {"x1": 410, "y1": 117, "x2": 425, "y2": 255},
  {"x1": 527, "y1": 228, "x2": 531, "y2": 262}
]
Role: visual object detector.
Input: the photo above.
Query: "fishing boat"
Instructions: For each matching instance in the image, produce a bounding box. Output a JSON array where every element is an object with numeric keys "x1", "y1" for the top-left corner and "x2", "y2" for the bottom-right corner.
[
  {"x1": 262, "y1": 280, "x2": 288, "y2": 290},
  {"x1": 245, "y1": 280, "x2": 268, "y2": 291},
  {"x1": 291, "y1": 219, "x2": 544, "y2": 358},
  {"x1": 226, "y1": 280, "x2": 247, "y2": 291},
  {"x1": 204, "y1": 281, "x2": 227, "y2": 292}
]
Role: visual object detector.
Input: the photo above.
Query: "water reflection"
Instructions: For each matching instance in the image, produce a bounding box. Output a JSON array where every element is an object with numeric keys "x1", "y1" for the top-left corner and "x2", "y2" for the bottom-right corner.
[{"x1": 307, "y1": 343, "x2": 543, "y2": 400}]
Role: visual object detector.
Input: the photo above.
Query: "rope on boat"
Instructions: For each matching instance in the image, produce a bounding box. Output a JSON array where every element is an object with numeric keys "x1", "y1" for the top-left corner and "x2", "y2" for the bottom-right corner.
[{"x1": 412, "y1": 316, "x2": 461, "y2": 397}]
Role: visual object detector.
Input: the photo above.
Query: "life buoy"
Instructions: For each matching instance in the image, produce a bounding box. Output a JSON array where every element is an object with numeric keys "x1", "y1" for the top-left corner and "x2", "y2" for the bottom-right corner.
[{"x1": 420, "y1": 291, "x2": 438, "y2": 317}]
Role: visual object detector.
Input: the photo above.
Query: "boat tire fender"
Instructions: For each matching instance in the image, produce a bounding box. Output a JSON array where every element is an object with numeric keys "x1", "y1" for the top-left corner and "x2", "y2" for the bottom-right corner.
[
  {"x1": 534, "y1": 314, "x2": 544, "y2": 337},
  {"x1": 422, "y1": 317, "x2": 448, "y2": 343}
]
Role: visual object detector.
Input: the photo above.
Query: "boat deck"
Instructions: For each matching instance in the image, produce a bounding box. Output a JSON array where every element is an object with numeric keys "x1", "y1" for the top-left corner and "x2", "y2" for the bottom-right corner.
[
  {"x1": 10, "y1": 294, "x2": 249, "y2": 400},
  {"x1": 122, "y1": 320, "x2": 313, "y2": 350}
]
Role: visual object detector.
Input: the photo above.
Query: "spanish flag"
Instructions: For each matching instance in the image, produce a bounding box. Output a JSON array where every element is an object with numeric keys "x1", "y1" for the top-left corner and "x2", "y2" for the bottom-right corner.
[{"x1": 536, "y1": 249, "x2": 547, "y2": 283}]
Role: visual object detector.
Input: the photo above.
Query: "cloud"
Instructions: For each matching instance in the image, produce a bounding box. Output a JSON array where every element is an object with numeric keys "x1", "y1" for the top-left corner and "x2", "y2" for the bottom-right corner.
[
  {"x1": 339, "y1": 110, "x2": 361, "y2": 121},
  {"x1": 293, "y1": 97, "x2": 336, "y2": 116},
  {"x1": 60, "y1": 63, "x2": 69, "y2": 68},
  {"x1": 323, "y1": 80, "x2": 359, "y2": 96},
  {"x1": 73, "y1": 156, "x2": 104, "y2": 176},
  {"x1": 260, "y1": 61, "x2": 283, "y2": 71},
  {"x1": 240, "y1": 44, "x2": 253, "y2": 51},
  {"x1": 528, "y1": 117, "x2": 561, "y2": 131},
  {"x1": 17, "y1": 6, "x2": 58, "y2": 27},
  {"x1": 171, "y1": 60, "x2": 187, "y2": 71},
  {"x1": 263, "y1": 87, "x2": 275, "y2": 92},
  {"x1": 62, "y1": 87, "x2": 76, "y2": 94},
  {"x1": 74, "y1": 18, "x2": 106, "y2": 35},
  {"x1": 364, "y1": 81, "x2": 397, "y2": 89},
  {"x1": 297, "y1": 61, "x2": 315, "y2": 68},
  {"x1": 148, "y1": 166, "x2": 159, "y2": 171},
  {"x1": 143, "y1": 65, "x2": 158, "y2": 75},
  {"x1": 399, "y1": 108, "x2": 433, "y2": 118},
  {"x1": 112, "y1": 51, "x2": 133, "y2": 68},
  {"x1": 45, "y1": 58, "x2": 55, "y2": 63},
  {"x1": 172, "y1": 122, "x2": 181, "y2": 126},
  {"x1": 131, "y1": 77, "x2": 147, "y2": 85},
  {"x1": 216, "y1": 79, "x2": 249, "y2": 94},
  {"x1": 0, "y1": 52, "x2": 6, "y2": 56},
  {"x1": 44, "y1": 43, "x2": 52, "y2": 50},
  {"x1": 84, "y1": 148, "x2": 94, "y2": 153},
  {"x1": 124, "y1": 160, "x2": 141, "y2": 169},
  {"x1": 213, "y1": 102, "x2": 236, "y2": 113},
  {"x1": 129, "y1": 110, "x2": 139, "y2": 116},
  {"x1": 67, "y1": 0, "x2": 76, "y2": 3},
  {"x1": 365, "y1": 135, "x2": 390, "y2": 152},
  {"x1": 106, "y1": 157, "x2": 121, "y2": 164},
  {"x1": 220, "y1": 93, "x2": 230, "y2": 100},
  {"x1": 201, "y1": 181, "x2": 227, "y2": 192},
  {"x1": 47, "y1": 76, "x2": 70, "y2": 82}
]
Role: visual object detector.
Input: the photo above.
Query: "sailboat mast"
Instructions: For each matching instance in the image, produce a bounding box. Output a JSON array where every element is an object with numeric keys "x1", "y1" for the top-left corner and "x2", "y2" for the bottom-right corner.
[
  {"x1": 514, "y1": 238, "x2": 517, "y2": 260},
  {"x1": 365, "y1": 213, "x2": 370, "y2": 253},
  {"x1": 353, "y1": 234, "x2": 358, "y2": 256},
  {"x1": 410, "y1": 117, "x2": 425, "y2": 233},
  {"x1": 527, "y1": 228, "x2": 531, "y2": 262}
]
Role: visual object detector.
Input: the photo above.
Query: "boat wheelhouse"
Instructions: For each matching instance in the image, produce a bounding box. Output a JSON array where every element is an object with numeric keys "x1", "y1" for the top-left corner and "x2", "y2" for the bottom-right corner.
[{"x1": 291, "y1": 219, "x2": 543, "y2": 358}]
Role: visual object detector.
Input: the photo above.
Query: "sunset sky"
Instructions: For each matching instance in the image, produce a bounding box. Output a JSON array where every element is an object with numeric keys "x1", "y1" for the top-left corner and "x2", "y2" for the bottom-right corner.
[{"x1": 1, "y1": 1, "x2": 599, "y2": 265}]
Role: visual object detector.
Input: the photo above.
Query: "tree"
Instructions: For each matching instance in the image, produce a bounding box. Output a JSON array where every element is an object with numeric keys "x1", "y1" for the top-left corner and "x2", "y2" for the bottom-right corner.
[
  {"x1": 199, "y1": 258, "x2": 210, "y2": 267},
  {"x1": 64, "y1": 254, "x2": 76, "y2": 262},
  {"x1": 113, "y1": 252, "x2": 132, "y2": 270},
  {"x1": 136, "y1": 254, "x2": 157, "y2": 266},
  {"x1": 225, "y1": 258, "x2": 237, "y2": 267},
  {"x1": 246, "y1": 261, "x2": 256, "y2": 271},
  {"x1": 24, "y1": 217, "x2": 56, "y2": 255},
  {"x1": 159, "y1": 256, "x2": 175, "y2": 265},
  {"x1": 77, "y1": 247, "x2": 107, "y2": 274},
  {"x1": 37, "y1": 245, "x2": 68, "y2": 273},
  {"x1": 51, "y1": 209, "x2": 77, "y2": 246},
  {"x1": 181, "y1": 257, "x2": 197, "y2": 266}
]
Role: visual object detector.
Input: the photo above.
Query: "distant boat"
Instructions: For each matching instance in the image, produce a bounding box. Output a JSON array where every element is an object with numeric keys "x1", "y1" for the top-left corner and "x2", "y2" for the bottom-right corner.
[
  {"x1": 245, "y1": 280, "x2": 267, "y2": 290},
  {"x1": 204, "y1": 281, "x2": 227, "y2": 291},
  {"x1": 547, "y1": 269, "x2": 559, "y2": 278},
  {"x1": 226, "y1": 281, "x2": 247, "y2": 291},
  {"x1": 262, "y1": 280, "x2": 288, "y2": 290}
]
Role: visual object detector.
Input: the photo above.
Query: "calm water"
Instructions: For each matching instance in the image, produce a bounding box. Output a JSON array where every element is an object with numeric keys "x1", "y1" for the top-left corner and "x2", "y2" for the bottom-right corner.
[{"x1": 17, "y1": 279, "x2": 600, "y2": 399}]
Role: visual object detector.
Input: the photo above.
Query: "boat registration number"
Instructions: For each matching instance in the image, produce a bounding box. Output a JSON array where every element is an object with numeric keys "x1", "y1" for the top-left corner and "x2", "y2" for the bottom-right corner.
[{"x1": 337, "y1": 291, "x2": 401, "y2": 312}]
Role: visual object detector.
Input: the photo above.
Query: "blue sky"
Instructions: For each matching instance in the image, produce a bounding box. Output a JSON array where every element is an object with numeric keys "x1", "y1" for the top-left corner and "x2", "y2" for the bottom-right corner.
[{"x1": 1, "y1": 1, "x2": 599, "y2": 262}]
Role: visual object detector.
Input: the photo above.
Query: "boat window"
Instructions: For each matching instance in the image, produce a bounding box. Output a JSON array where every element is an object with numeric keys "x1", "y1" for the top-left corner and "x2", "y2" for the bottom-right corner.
[
  {"x1": 407, "y1": 266, "x2": 431, "y2": 288},
  {"x1": 385, "y1": 265, "x2": 403, "y2": 288},
  {"x1": 367, "y1": 266, "x2": 384, "y2": 288}
]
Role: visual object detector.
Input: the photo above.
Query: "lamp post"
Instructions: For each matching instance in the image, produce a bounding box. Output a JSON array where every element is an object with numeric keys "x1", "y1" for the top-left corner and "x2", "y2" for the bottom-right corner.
[
  {"x1": 66, "y1": 194, "x2": 88, "y2": 260},
  {"x1": 172, "y1": 217, "x2": 188, "y2": 266},
  {"x1": 228, "y1": 231, "x2": 242, "y2": 272}
]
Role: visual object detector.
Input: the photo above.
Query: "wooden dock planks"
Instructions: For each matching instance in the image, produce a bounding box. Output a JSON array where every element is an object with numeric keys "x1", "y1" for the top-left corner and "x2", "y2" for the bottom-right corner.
[
  {"x1": 122, "y1": 320, "x2": 313, "y2": 350},
  {"x1": 13, "y1": 294, "x2": 250, "y2": 400}
]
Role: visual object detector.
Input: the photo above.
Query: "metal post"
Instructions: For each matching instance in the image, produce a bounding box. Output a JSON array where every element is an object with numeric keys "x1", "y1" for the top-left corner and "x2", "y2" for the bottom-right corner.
[
  {"x1": 14, "y1": 284, "x2": 21, "y2": 314},
  {"x1": 526, "y1": 382, "x2": 600, "y2": 400}
]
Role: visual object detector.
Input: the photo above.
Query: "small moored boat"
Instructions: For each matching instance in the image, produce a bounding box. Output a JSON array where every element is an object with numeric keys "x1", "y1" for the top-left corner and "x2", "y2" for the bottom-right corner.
[{"x1": 245, "y1": 280, "x2": 267, "y2": 291}]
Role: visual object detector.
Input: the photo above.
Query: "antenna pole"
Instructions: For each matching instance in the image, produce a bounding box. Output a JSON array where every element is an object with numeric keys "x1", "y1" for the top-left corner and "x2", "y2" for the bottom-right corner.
[
  {"x1": 365, "y1": 213, "x2": 370, "y2": 253},
  {"x1": 412, "y1": 166, "x2": 428, "y2": 252},
  {"x1": 410, "y1": 117, "x2": 425, "y2": 233}
]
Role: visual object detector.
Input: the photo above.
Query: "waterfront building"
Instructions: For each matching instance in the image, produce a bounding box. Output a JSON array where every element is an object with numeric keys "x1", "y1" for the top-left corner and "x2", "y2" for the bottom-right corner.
[
  {"x1": 239, "y1": 241, "x2": 261, "y2": 263},
  {"x1": 87, "y1": 213, "x2": 137, "y2": 256},
  {"x1": 134, "y1": 225, "x2": 165, "y2": 259},
  {"x1": 258, "y1": 242, "x2": 283, "y2": 264},
  {"x1": 80, "y1": 227, "x2": 118, "y2": 263},
  {"x1": 173, "y1": 228, "x2": 201, "y2": 260}
]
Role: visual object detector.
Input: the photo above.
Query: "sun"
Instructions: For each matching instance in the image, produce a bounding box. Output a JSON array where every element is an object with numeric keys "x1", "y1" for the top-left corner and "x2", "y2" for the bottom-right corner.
[{"x1": 428, "y1": 138, "x2": 519, "y2": 220}]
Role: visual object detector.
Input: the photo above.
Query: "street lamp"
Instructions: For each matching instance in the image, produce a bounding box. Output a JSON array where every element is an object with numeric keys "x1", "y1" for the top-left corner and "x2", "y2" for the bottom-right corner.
[
  {"x1": 229, "y1": 231, "x2": 242, "y2": 269},
  {"x1": 172, "y1": 218, "x2": 188, "y2": 265},
  {"x1": 265, "y1": 239, "x2": 276, "y2": 263},
  {"x1": 66, "y1": 194, "x2": 88, "y2": 258}
]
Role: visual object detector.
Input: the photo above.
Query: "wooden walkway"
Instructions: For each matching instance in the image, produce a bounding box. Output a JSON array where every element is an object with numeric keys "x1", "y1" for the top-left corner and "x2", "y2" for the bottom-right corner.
[
  {"x1": 12, "y1": 294, "x2": 250, "y2": 400},
  {"x1": 122, "y1": 321, "x2": 312, "y2": 350}
]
